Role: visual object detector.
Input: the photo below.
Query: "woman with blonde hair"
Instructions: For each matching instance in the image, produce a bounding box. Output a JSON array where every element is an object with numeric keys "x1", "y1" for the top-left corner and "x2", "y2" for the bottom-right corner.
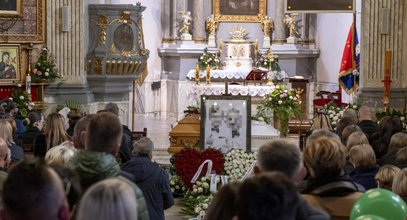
[
  {"x1": 45, "y1": 141, "x2": 76, "y2": 166},
  {"x1": 76, "y1": 178, "x2": 138, "y2": 220},
  {"x1": 302, "y1": 136, "x2": 364, "y2": 220},
  {"x1": 375, "y1": 165, "x2": 400, "y2": 190},
  {"x1": 34, "y1": 113, "x2": 71, "y2": 157},
  {"x1": 0, "y1": 120, "x2": 24, "y2": 163},
  {"x1": 392, "y1": 168, "x2": 407, "y2": 202},
  {"x1": 349, "y1": 144, "x2": 379, "y2": 190},
  {"x1": 346, "y1": 131, "x2": 369, "y2": 152}
]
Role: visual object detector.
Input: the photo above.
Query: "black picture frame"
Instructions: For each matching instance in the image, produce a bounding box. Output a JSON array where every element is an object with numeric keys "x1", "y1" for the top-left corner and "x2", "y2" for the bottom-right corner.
[{"x1": 200, "y1": 95, "x2": 251, "y2": 152}]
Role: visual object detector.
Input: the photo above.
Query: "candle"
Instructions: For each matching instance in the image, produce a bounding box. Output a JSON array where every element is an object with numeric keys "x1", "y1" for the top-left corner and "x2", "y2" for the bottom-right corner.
[
  {"x1": 206, "y1": 65, "x2": 211, "y2": 84},
  {"x1": 26, "y1": 74, "x2": 31, "y2": 95},
  {"x1": 195, "y1": 65, "x2": 200, "y2": 85}
]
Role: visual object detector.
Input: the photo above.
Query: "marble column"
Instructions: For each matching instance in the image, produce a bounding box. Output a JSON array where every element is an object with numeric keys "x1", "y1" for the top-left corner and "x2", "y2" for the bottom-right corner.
[
  {"x1": 272, "y1": 0, "x2": 286, "y2": 44},
  {"x1": 358, "y1": 0, "x2": 406, "y2": 108},
  {"x1": 192, "y1": 0, "x2": 206, "y2": 41},
  {"x1": 45, "y1": 0, "x2": 93, "y2": 104}
]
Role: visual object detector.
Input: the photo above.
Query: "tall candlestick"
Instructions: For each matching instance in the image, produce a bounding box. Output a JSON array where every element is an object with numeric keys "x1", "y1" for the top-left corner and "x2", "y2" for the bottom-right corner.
[
  {"x1": 206, "y1": 65, "x2": 211, "y2": 84},
  {"x1": 195, "y1": 65, "x2": 200, "y2": 85}
]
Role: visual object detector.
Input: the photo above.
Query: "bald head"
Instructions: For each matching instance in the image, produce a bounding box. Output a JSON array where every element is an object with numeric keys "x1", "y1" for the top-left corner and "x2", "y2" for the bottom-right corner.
[{"x1": 358, "y1": 106, "x2": 374, "y2": 121}]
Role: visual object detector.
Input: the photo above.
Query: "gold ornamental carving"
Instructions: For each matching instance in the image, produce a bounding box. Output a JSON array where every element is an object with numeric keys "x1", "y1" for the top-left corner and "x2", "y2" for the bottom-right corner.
[{"x1": 213, "y1": 0, "x2": 266, "y2": 22}]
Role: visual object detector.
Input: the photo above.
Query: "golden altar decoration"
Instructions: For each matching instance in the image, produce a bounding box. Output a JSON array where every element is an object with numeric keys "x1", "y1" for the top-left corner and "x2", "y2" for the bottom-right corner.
[{"x1": 168, "y1": 114, "x2": 201, "y2": 154}]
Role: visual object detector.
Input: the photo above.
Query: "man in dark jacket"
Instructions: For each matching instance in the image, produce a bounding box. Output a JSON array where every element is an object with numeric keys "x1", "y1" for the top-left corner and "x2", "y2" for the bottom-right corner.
[
  {"x1": 255, "y1": 139, "x2": 329, "y2": 220},
  {"x1": 69, "y1": 112, "x2": 149, "y2": 220},
  {"x1": 104, "y1": 102, "x2": 132, "y2": 163},
  {"x1": 121, "y1": 137, "x2": 174, "y2": 220},
  {"x1": 357, "y1": 105, "x2": 378, "y2": 142}
]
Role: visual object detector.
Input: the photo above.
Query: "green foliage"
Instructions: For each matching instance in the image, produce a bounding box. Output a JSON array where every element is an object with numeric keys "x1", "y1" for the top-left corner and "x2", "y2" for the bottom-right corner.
[
  {"x1": 197, "y1": 48, "x2": 221, "y2": 70},
  {"x1": 32, "y1": 48, "x2": 61, "y2": 83},
  {"x1": 56, "y1": 100, "x2": 84, "y2": 113},
  {"x1": 11, "y1": 83, "x2": 32, "y2": 119}
]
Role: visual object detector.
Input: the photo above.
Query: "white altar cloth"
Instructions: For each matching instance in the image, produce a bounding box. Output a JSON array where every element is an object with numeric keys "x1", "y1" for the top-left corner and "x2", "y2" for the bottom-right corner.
[
  {"x1": 186, "y1": 69, "x2": 250, "y2": 80},
  {"x1": 190, "y1": 84, "x2": 275, "y2": 97}
]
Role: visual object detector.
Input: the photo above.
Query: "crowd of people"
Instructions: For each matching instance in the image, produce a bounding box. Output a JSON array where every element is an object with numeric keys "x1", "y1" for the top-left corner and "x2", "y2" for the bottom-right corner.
[{"x1": 0, "y1": 100, "x2": 406, "y2": 220}]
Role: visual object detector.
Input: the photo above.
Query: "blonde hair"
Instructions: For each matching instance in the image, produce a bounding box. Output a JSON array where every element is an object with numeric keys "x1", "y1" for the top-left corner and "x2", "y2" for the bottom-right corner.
[
  {"x1": 349, "y1": 144, "x2": 376, "y2": 168},
  {"x1": 44, "y1": 113, "x2": 70, "y2": 151},
  {"x1": 45, "y1": 141, "x2": 76, "y2": 166},
  {"x1": 389, "y1": 132, "x2": 407, "y2": 153},
  {"x1": 0, "y1": 120, "x2": 15, "y2": 145},
  {"x1": 76, "y1": 178, "x2": 138, "y2": 220},
  {"x1": 392, "y1": 168, "x2": 407, "y2": 201},
  {"x1": 304, "y1": 136, "x2": 346, "y2": 178},
  {"x1": 346, "y1": 131, "x2": 369, "y2": 152},
  {"x1": 375, "y1": 165, "x2": 400, "y2": 190}
]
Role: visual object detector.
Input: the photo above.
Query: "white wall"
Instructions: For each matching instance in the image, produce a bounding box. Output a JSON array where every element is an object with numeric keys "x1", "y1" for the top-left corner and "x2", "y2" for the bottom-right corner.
[
  {"x1": 315, "y1": 13, "x2": 352, "y2": 83},
  {"x1": 315, "y1": 0, "x2": 361, "y2": 85}
]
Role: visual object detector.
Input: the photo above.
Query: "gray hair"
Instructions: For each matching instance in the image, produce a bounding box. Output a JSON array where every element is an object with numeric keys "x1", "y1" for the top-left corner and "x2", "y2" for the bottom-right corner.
[
  {"x1": 132, "y1": 137, "x2": 154, "y2": 157},
  {"x1": 104, "y1": 103, "x2": 119, "y2": 116},
  {"x1": 257, "y1": 139, "x2": 302, "y2": 179}
]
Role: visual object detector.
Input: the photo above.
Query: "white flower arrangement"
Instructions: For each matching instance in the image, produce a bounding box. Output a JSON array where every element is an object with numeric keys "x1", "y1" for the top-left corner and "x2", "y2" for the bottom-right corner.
[
  {"x1": 323, "y1": 103, "x2": 359, "y2": 128},
  {"x1": 169, "y1": 175, "x2": 187, "y2": 196},
  {"x1": 224, "y1": 149, "x2": 257, "y2": 182}
]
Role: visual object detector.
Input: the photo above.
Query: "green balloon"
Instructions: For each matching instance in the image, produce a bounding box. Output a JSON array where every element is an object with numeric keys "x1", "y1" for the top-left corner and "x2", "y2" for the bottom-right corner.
[
  {"x1": 350, "y1": 188, "x2": 407, "y2": 220},
  {"x1": 355, "y1": 215, "x2": 385, "y2": 220}
]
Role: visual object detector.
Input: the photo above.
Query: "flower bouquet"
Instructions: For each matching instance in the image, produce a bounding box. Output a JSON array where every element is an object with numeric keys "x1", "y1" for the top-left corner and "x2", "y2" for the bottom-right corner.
[
  {"x1": 32, "y1": 47, "x2": 61, "y2": 83},
  {"x1": 259, "y1": 84, "x2": 302, "y2": 136},
  {"x1": 169, "y1": 175, "x2": 187, "y2": 197},
  {"x1": 173, "y1": 147, "x2": 224, "y2": 189},
  {"x1": 197, "y1": 48, "x2": 221, "y2": 70},
  {"x1": 11, "y1": 83, "x2": 34, "y2": 119},
  {"x1": 184, "y1": 105, "x2": 200, "y2": 115},
  {"x1": 224, "y1": 149, "x2": 257, "y2": 182}
]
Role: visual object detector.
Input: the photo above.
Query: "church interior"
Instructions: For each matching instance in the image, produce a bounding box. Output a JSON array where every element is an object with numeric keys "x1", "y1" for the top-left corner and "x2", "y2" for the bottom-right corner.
[{"x1": 0, "y1": 0, "x2": 407, "y2": 219}]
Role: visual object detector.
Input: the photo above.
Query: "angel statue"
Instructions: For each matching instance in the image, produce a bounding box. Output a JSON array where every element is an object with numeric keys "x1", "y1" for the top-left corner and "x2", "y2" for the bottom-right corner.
[
  {"x1": 179, "y1": 11, "x2": 192, "y2": 34},
  {"x1": 260, "y1": 15, "x2": 274, "y2": 37},
  {"x1": 205, "y1": 15, "x2": 219, "y2": 36},
  {"x1": 283, "y1": 13, "x2": 300, "y2": 38}
]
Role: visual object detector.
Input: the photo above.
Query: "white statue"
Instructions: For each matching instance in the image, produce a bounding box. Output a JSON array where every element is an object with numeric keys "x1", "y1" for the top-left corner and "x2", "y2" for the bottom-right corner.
[
  {"x1": 179, "y1": 11, "x2": 192, "y2": 35},
  {"x1": 283, "y1": 13, "x2": 300, "y2": 38}
]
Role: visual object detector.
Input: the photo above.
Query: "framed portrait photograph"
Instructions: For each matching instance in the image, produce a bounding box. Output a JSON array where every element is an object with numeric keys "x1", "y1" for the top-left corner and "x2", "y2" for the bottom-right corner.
[
  {"x1": 213, "y1": 0, "x2": 266, "y2": 22},
  {"x1": 0, "y1": 44, "x2": 21, "y2": 84},
  {"x1": 0, "y1": 0, "x2": 23, "y2": 17},
  {"x1": 200, "y1": 95, "x2": 251, "y2": 153}
]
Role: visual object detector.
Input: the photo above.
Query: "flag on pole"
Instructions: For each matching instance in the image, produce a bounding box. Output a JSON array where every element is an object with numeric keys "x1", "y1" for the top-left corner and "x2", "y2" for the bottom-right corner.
[{"x1": 339, "y1": 22, "x2": 360, "y2": 95}]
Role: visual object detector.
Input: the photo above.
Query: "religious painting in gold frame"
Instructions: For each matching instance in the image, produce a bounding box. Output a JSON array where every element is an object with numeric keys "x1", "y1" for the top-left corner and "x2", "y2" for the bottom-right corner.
[
  {"x1": 0, "y1": 0, "x2": 23, "y2": 18},
  {"x1": 0, "y1": 44, "x2": 21, "y2": 84},
  {"x1": 0, "y1": 0, "x2": 45, "y2": 43},
  {"x1": 213, "y1": 0, "x2": 266, "y2": 22}
]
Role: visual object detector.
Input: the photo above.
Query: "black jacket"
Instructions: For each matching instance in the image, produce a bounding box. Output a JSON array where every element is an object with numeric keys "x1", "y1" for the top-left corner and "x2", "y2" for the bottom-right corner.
[
  {"x1": 358, "y1": 120, "x2": 378, "y2": 142},
  {"x1": 121, "y1": 156, "x2": 174, "y2": 220},
  {"x1": 20, "y1": 127, "x2": 42, "y2": 145}
]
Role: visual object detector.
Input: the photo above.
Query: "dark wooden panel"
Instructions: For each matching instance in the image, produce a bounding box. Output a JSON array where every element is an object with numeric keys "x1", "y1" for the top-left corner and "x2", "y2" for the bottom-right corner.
[{"x1": 286, "y1": 0, "x2": 354, "y2": 12}]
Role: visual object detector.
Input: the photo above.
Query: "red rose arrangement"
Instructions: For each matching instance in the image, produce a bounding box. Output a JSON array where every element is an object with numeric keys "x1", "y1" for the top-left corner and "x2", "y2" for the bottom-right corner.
[{"x1": 174, "y1": 147, "x2": 224, "y2": 189}]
